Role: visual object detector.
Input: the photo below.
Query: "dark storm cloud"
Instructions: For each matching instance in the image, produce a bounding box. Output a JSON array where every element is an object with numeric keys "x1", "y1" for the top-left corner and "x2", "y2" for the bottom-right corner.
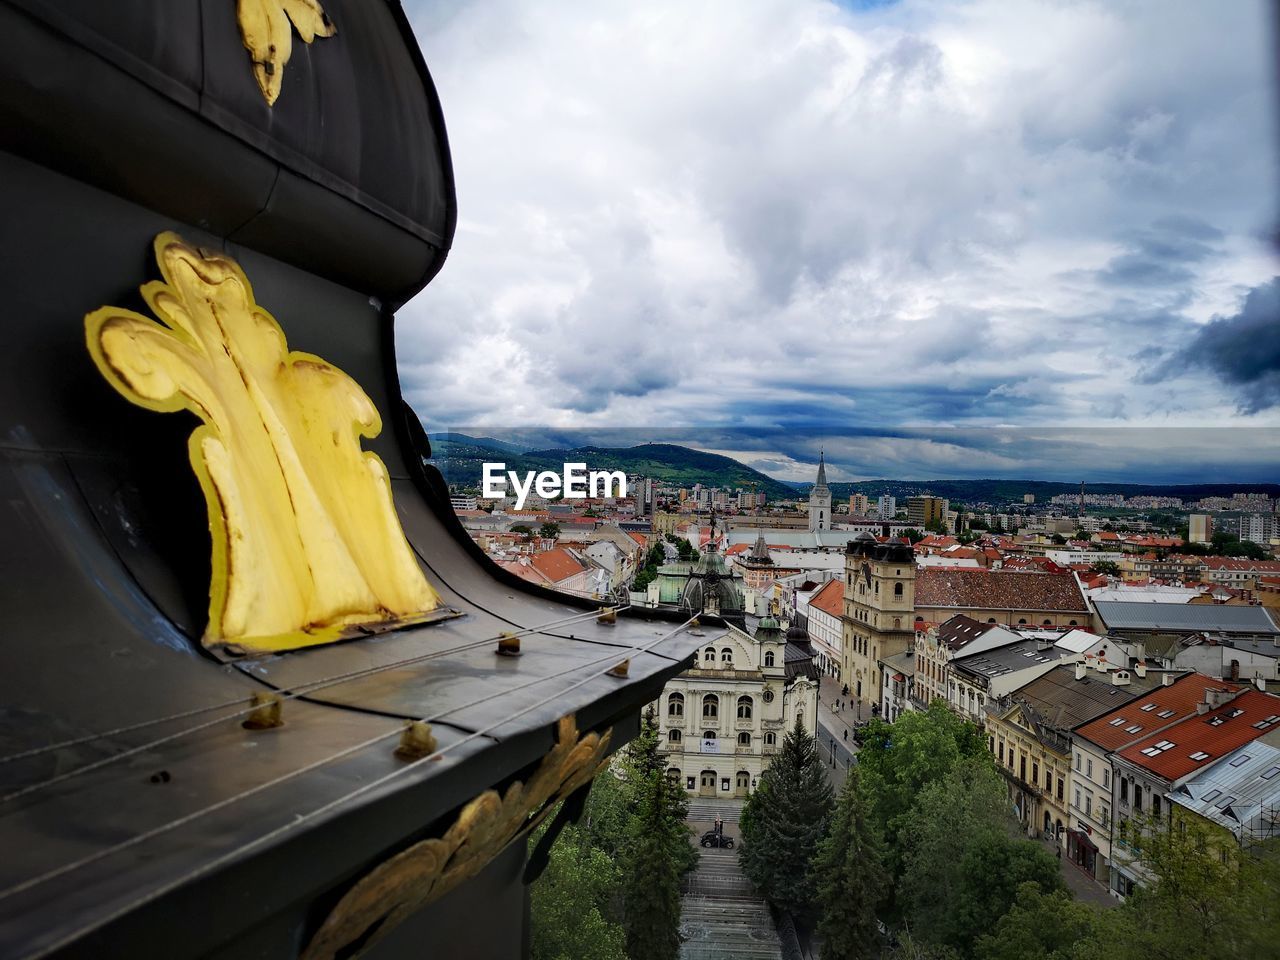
[{"x1": 1167, "y1": 278, "x2": 1280, "y2": 412}]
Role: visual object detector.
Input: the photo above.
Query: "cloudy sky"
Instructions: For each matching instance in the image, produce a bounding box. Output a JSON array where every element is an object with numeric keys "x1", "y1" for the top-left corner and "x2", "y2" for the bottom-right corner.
[{"x1": 397, "y1": 0, "x2": 1279, "y2": 483}]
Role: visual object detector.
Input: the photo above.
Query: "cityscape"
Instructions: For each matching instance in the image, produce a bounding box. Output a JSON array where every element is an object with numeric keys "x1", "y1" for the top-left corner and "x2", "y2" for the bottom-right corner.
[{"x1": 443, "y1": 446, "x2": 1280, "y2": 958}]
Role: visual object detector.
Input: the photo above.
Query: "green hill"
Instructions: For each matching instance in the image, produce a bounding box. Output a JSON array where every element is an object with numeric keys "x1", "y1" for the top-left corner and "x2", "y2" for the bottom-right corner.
[{"x1": 428, "y1": 441, "x2": 797, "y2": 500}]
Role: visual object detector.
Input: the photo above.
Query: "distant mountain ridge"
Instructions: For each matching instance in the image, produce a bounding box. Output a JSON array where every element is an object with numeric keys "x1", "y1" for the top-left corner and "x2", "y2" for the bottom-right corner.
[
  {"x1": 425, "y1": 437, "x2": 1280, "y2": 505},
  {"x1": 426, "y1": 439, "x2": 798, "y2": 500}
]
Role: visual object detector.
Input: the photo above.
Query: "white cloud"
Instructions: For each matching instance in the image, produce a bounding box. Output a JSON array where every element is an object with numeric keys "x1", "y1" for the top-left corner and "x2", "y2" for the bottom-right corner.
[{"x1": 399, "y1": 0, "x2": 1279, "y2": 435}]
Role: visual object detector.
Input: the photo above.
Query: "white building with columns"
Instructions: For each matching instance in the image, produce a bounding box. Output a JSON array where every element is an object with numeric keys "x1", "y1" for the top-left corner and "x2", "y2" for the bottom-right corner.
[{"x1": 654, "y1": 616, "x2": 819, "y2": 798}]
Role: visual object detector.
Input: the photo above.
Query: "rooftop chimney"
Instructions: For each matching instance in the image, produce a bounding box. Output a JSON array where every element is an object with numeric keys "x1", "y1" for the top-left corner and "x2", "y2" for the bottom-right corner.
[
  {"x1": 1204, "y1": 688, "x2": 1233, "y2": 711},
  {"x1": 1095, "y1": 657, "x2": 1110, "y2": 673},
  {"x1": 1134, "y1": 662, "x2": 1147, "y2": 679},
  {"x1": 1162, "y1": 672, "x2": 1175, "y2": 686},
  {"x1": 1256, "y1": 677, "x2": 1268, "y2": 692},
  {"x1": 1075, "y1": 662, "x2": 1087, "y2": 681},
  {"x1": 1112, "y1": 670, "x2": 1131, "y2": 687}
]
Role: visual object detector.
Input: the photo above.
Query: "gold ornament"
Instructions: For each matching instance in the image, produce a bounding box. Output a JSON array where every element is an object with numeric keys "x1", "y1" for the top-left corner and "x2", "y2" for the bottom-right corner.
[
  {"x1": 85, "y1": 233, "x2": 442, "y2": 653},
  {"x1": 236, "y1": 0, "x2": 336, "y2": 106},
  {"x1": 301, "y1": 715, "x2": 613, "y2": 960}
]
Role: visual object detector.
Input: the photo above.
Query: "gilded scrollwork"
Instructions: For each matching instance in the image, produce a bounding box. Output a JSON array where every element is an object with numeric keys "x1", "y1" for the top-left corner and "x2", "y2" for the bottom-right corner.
[
  {"x1": 300, "y1": 715, "x2": 613, "y2": 960},
  {"x1": 84, "y1": 233, "x2": 442, "y2": 653}
]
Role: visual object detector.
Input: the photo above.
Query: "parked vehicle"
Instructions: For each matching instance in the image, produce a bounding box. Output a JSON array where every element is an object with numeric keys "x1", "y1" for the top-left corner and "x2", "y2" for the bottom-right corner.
[{"x1": 700, "y1": 831, "x2": 735, "y2": 848}]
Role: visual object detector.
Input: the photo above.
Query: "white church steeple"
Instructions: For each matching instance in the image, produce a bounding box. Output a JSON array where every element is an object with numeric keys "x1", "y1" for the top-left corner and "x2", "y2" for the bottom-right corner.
[{"x1": 808, "y1": 450, "x2": 832, "y2": 532}]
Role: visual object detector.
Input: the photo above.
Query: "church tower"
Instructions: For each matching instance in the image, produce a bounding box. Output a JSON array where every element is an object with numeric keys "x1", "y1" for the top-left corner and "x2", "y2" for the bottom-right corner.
[
  {"x1": 842, "y1": 534, "x2": 916, "y2": 712},
  {"x1": 808, "y1": 451, "x2": 832, "y2": 532}
]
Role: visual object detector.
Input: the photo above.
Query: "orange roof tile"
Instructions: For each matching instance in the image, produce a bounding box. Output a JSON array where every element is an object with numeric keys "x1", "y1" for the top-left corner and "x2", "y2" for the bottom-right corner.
[
  {"x1": 529, "y1": 548, "x2": 587, "y2": 584},
  {"x1": 1116, "y1": 688, "x2": 1280, "y2": 782},
  {"x1": 808, "y1": 579, "x2": 844, "y2": 619},
  {"x1": 1075, "y1": 673, "x2": 1239, "y2": 752}
]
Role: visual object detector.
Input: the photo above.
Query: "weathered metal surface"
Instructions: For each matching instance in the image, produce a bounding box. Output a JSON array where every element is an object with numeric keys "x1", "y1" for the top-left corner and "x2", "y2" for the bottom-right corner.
[{"x1": 0, "y1": 2, "x2": 703, "y2": 957}]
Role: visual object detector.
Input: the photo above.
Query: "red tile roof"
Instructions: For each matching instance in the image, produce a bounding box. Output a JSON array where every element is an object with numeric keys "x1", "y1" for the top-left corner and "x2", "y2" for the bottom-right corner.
[
  {"x1": 916, "y1": 568, "x2": 1089, "y2": 613},
  {"x1": 1116, "y1": 688, "x2": 1280, "y2": 782},
  {"x1": 1075, "y1": 673, "x2": 1239, "y2": 752},
  {"x1": 808, "y1": 579, "x2": 844, "y2": 619},
  {"x1": 529, "y1": 548, "x2": 587, "y2": 584}
]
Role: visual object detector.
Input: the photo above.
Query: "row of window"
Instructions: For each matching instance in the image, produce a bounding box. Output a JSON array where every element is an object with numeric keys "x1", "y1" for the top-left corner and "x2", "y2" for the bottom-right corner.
[
  {"x1": 700, "y1": 647, "x2": 775, "y2": 668},
  {"x1": 667, "y1": 729, "x2": 779, "y2": 747},
  {"x1": 993, "y1": 736, "x2": 1064, "y2": 801},
  {"x1": 667, "y1": 693, "x2": 760, "y2": 719}
]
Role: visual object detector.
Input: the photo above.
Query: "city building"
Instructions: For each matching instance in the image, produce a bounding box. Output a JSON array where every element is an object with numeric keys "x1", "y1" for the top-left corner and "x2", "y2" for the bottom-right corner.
[
  {"x1": 949, "y1": 637, "x2": 1083, "y2": 724},
  {"x1": 449, "y1": 494, "x2": 478, "y2": 512},
  {"x1": 1188, "y1": 513, "x2": 1213, "y2": 544},
  {"x1": 985, "y1": 661, "x2": 1171, "y2": 854},
  {"x1": 808, "y1": 452, "x2": 832, "y2": 532},
  {"x1": 1167, "y1": 728, "x2": 1280, "y2": 850},
  {"x1": 878, "y1": 649, "x2": 917, "y2": 722},
  {"x1": 1072, "y1": 672, "x2": 1238, "y2": 899},
  {"x1": 915, "y1": 616, "x2": 1019, "y2": 708},
  {"x1": 803, "y1": 578, "x2": 845, "y2": 679},
  {"x1": 1110, "y1": 687, "x2": 1280, "y2": 896},
  {"x1": 907, "y1": 495, "x2": 949, "y2": 528},
  {"x1": 655, "y1": 616, "x2": 819, "y2": 797},
  {"x1": 850, "y1": 493, "x2": 870, "y2": 516},
  {"x1": 914, "y1": 568, "x2": 1093, "y2": 630},
  {"x1": 877, "y1": 494, "x2": 897, "y2": 520},
  {"x1": 842, "y1": 534, "x2": 917, "y2": 711}
]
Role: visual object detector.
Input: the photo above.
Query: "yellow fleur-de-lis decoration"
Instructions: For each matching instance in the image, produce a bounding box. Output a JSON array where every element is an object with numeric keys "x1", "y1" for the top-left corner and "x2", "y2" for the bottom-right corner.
[
  {"x1": 85, "y1": 233, "x2": 441, "y2": 653},
  {"x1": 237, "y1": 0, "x2": 337, "y2": 106}
]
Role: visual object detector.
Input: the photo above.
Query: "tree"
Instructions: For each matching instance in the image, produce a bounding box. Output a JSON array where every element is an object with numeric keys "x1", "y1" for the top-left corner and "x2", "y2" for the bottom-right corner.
[
  {"x1": 539, "y1": 521, "x2": 561, "y2": 539},
  {"x1": 676, "y1": 537, "x2": 696, "y2": 561},
  {"x1": 814, "y1": 768, "x2": 887, "y2": 960},
  {"x1": 739, "y1": 719, "x2": 834, "y2": 916},
  {"x1": 646, "y1": 543, "x2": 666, "y2": 568},
  {"x1": 925, "y1": 518, "x2": 948, "y2": 535},
  {"x1": 855, "y1": 701, "x2": 988, "y2": 880},
  {"x1": 1049, "y1": 533, "x2": 1067, "y2": 545},
  {"x1": 620, "y1": 768, "x2": 687, "y2": 960},
  {"x1": 886, "y1": 751, "x2": 1065, "y2": 957},
  {"x1": 633, "y1": 568, "x2": 657, "y2": 592},
  {"x1": 511, "y1": 523, "x2": 533, "y2": 536},
  {"x1": 1089, "y1": 560, "x2": 1121, "y2": 576},
  {"x1": 901, "y1": 528, "x2": 925, "y2": 544},
  {"x1": 529, "y1": 821, "x2": 628, "y2": 960},
  {"x1": 974, "y1": 882, "x2": 1105, "y2": 960}
]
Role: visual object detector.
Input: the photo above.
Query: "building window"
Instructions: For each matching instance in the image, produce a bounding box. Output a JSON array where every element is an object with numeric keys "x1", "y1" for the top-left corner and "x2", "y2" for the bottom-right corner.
[
  {"x1": 1134, "y1": 785, "x2": 1143, "y2": 812},
  {"x1": 669, "y1": 729, "x2": 682, "y2": 743},
  {"x1": 1075, "y1": 753, "x2": 1080, "y2": 770},
  {"x1": 1086, "y1": 758, "x2": 1093, "y2": 779},
  {"x1": 721, "y1": 648, "x2": 733, "y2": 665},
  {"x1": 703, "y1": 647, "x2": 715, "y2": 663},
  {"x1": 737, "y1": 696, "x2": 753, "y2": 720},
  {"x1": 1057, "y1": 778, "x2": 1064, "y2": 801},
  {"x1": 894, "y1": 583, "x2": 903, "y2": 597},
  {"x1": 703, "y1": 695, "x2": 719, "y2": 719},
  {"x1": 668, "y1": 693, "x2": 684, "y2": 717},
  {"x1": 764, "y1": 651, "x2": 775, "y2": 667},
  {"x1": 1033, "y1": 761, "x2": 1039, "y2": 784},
  {"x1": 893, "y1": 618, "x2": 901, "y2": 629},
  {"x1": 1121, "y1": 779, "x2": 1128, "y2": 803},
  {"x1": 765, "y1": 732, "x2": 776, "y2": 746},
  {"x1": 1152, "y1": 795, "x2": 1161, "y2": 817},
  {"x1": 1103, "y1": 768, "x2": 1110, "y2": 789},
  {"x1": 1020, "y1": 756, "x2": 1027, "y2": 781},
  {"x1": 738, "y1": 731, "x2": 751, "y2": 746},
  {"x1": 1085, "y1": 795, "x2": 1092, "y2": 816},
  {"x1": 999, "y1": 741, "x2": 1005, "y2": 763},
  {"x1": 1045, "y1": 768, "x2": 1052, "y2": 790},
  {"x1": 1018, "y1": 618, "x2": 1027, "y2": 625}
]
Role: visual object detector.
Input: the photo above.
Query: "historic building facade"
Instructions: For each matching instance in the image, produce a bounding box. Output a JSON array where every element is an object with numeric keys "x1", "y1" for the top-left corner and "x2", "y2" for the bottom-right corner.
[
  {"x1": 842, "y1": 534, "x2": 917, "y2": 711},
  {"x1": 808, "y1": 452, "x2": 832, "y2": 532},
  {"x1": 656, "y1": 617, "x2": 819, "y2": 797}
]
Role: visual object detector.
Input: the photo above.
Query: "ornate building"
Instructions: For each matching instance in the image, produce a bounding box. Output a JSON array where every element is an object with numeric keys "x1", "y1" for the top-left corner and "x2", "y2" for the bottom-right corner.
[
  {"x1": 842, "y1": 533, "x2": 917, "y2": 711},
  {"x1": 808, "y1": 452, "x2": 832, "y2": 532},
  {"x1": 656, "y1": 617, "x2": 819, "y2": 797}
]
